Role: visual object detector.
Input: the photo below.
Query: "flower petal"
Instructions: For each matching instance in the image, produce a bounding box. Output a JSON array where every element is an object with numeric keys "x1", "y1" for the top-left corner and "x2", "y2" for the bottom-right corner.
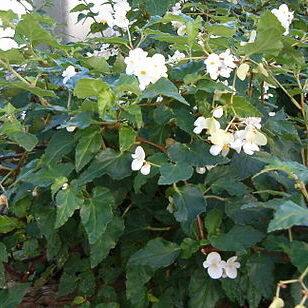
[
  {"x1": 225, "y1": 266, "x2": 238, "y2": 279},
  {"x1": 206, "y1": 252, "x2": 222, "y2": 264},
  {"x1": 141, "y1": 163, "x2": 151, "y2": 175},
  {"x1": 210, "y1": 144, "x2": 223, "y2": 156},
  {"x1": 207, "y1": 266, "x2": 223, "y2": 279},
  {"x1": 132, "y1": 146, "x2": 145, "y2": 160},
  {"x1": 131, "y1": 159, "x2": 144, "y2": 171}
]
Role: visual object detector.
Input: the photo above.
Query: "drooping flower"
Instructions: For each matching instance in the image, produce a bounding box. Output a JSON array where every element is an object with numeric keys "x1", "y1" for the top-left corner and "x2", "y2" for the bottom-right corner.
[
  {"x1": 212, "y1": 106, "x2": 224, "y2": 118},
  {"x1": 66, "y1": 125, "x2": 77, "y2": 132},
  {"x1": 271, "y1": 4, "x2": 294, "y2": 35},
  {"x1": 131, "y1": 146, "x2": 151, "y2": 175},
  {"x1": 203, "y1": 252, "x2": 225, "y2": 279},
  {"x1": 62, "y1": 66, "x2": 77, "y2": 84},
  {"x1": 208, "y1": 129, "x2": 234, "y2": 156},
  {"x1": 269, "y1": 297, "x2": 285, "y2": 308},
  {"x1": 168, "y1": 50, "x2": 186, "y2": 64},
  {"x1": 196, "y1": 167, "x2": 206, "y2": 174},
  {"x1": 193, "y1": 117, "x2": 220, "y2": 134},
  {"x1": 221, "y1": 256, "x2": 240, "y2": 279}
]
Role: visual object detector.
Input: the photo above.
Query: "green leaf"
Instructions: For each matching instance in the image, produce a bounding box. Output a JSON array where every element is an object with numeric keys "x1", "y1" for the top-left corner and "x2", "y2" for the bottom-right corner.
[
  {"x1": 43, "y1": 131, "x2": 76, "y2": 164},
  {"x1": 0, "y1": 242, "x2": 7, "y2": 262},
  {"x1": 284, "y1": 241, "x2": 308, "y2": 272},
  {"x1": 55, "y1": 186, "x2": 84, "y2": 228},
  {"x1": 0, "y1": 283, "x2": 30, "y2": 308},
  {"x1": 126, "y1": 265, "x2": 156, "y2": 308},
  {"x1": 0, "y1": 49, "x2": 25, "y2": 64},
  {"x1": 189, "y1": 270, "x2": 222, "y2": 308},
  {"x1": 119, "y1": 125, "x2": 137, "y2": 153},
  {"x1": 15, "y1": 13, "x2": 58, "y2": 47},
  {"x1": 78, "y1": 149, "x2": 132, "y2": 184},
  {"x1": 142, "y1": 78, "x2": 189, "y2": 105},
  {"x1": 70, "y1": 3, "x2": 89, "y2": 12},
  {"x1": 231, "y1": 96, "x2": 262, "y2": 117},
  {"x1": 128, "y1": 238, "x2": 180, "y2": 268},
  {"x1": 210, "y1": 225, "x2": 264, "y2": 251},
  {"x1": 97, "y1": 89, "x2": 115, "y2": 119},
  {"x1": 90, "y1": 216, "x2": 124, "y2": 268},
  {"x1": 242, "y1": 11, "x2": 284, "y2": 57},
  {"x1": 11, "y1": 131, "x2": 38, "y2": 151},
  {"x1": 75, "y1": 127, "x2": 102, "y2": 172},
  {"x1": 208, "y1": 24, "x2": 236, "y2": 37},
  {"x1": 173, "y1": 185, "x2": 207, "y2": 234},
  {"x1": 0, "y1": 216, "x2": 20, "y2": 233},
  {"x1": 86, "y1": 56, "x2": 110, "y2": 73},
  {"x1": 158, "y1": 163, "x2": 193, "y2": 185},
  {"x1": 205, "y1": 209, "x2": 223, "y2": 236},
  {"x1": 74, "y1": 79, "x2": 110, "y2": 98},
  {"x1": 0, "y1": 81, "x2": 56, "y2": 97},
  {"x1": 114, "y1": 74, "x2": 141, "y2": 96},
  {"x1": 80, "y1": 187, "x2": 114, "y2": 245},
  {"x1": 248, "y1": 254, "x2": 274, "y2": 299},
  {"x1": 145, "y1": 0, "x2": 176, "y2": 16},
  {"x1": 268, "y1": 201, "x2": 308, "y2": 232}
]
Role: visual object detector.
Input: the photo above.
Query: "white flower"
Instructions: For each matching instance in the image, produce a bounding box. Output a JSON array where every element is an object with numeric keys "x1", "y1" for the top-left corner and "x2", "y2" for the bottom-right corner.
[
  {"x1": 208, "y1": 129, "x2": 234, "y2": 156},
  {"x1": 271, "y1": 4, "x2": 294, "y2": 35},
  {"x1": 177, "y1": 25, "x2": 187, "y2": 36},
  {"x1": 66, "y1": 125, "x2": 77, "y2": 132},
  {"x1": 62, "y1": 66, "x2": 77, "y2": 84},
  {"x1": 221, "y1": 256, "x2": 240, "y2": 279},
  {"x1": 204, "y1": 53, "x2": 221, "y2": 80},
  {"x1": 196, "y1": 167, "x2": 206, "y2": 174},
  {"x1": 240, "y1": 30, "x2": 256, "y2": 46},
  {"x1": 125, "y1": 49, "x2": 167, "y2": 90},
  {"x1": 87, "y1": 44, "x2": 118, "y2": 60},
  {"x1": 230, "y1": 128, "x2": 267, "y2": 155},
  {"x1": 131, "y1": 146, "x2": 151, "y2": 175},
  {"x1": 212, "y1": 106, "x2": 224, "y2": 118},
  {"x1": 141, "y1": 162, "x2": 151, "y2": 175},
  {"x1": 168, "y1": 50, "x2": 186, "y2": 64},
  {"x1": 125, "y1": 48, "x2": 148, "y2": 75},
  {"x1": 242, "y1": 117, "x2": 262, "y2": 130},
  {"x1": 113, "y1": 12, "x2": 130, "y2": 29},
  {"x1": 203, "y1": 252, "x2": 225, "y2": 279},
  {"x1": 193, "y1": 117, "x2": 220, "y2": 134},
  {"x1": 62, "y1": 183, "x2": 69, "y2": 190},
  {"x1": 0, "y1": 26, "x2": 18, "y2": 51},
  {"x1": 269, "y1": 112, "x2": 276, "y2": 117}
]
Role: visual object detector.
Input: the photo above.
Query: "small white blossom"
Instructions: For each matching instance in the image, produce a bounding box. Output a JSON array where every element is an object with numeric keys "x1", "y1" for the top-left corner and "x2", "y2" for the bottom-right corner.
[
  {"x1": 221, "y1": 256, "x2": 240, "y2": 279},
  {"x1": 242, "y1": 117, "x2": 262, "y2": 130},
  {"x1": 271, "y1": 4, "x2": 294, "y2": 35},
  {"x1": 269, "y1": 112, "x2": 276, "y2": 117},
  {"x1": 66, "y1": 125, "x2": 77, "y2": 132},
  {"x1": 131, "y1": 146, "x2": 151, "y2": 176},
  {"x1": 87, "y1": 44, "x2": 118, "y2": 60},
  {"x1": 203, "y1": 252, "x2": 225, "y2": 279},
  {"x1": 62, "y1": 66, "x2": 77, "y2": 84},
  {"x1": 62, "y1": 183, "x2": 69, "y2": 190},
  {"x1": 193, "y1": 117, "x2": 220, "y2": 135},
  {"x1": 168, "y1": 50, "x2": 186, "y2": 64},
  {"x1": 196, "y1": 167, "x2": 206, "y2": 174},
  {"x1": 212, "y1": 106, "x2": 224, "y2": 118}
]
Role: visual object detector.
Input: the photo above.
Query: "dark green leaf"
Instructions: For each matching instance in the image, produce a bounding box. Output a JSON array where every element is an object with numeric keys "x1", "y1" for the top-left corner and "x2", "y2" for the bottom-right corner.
[
  {"x1": 128, "y1": 238, "x2": 180, "y2": 268},
  {"x1": 80, "y1": 187, "x2": 114, "y2": 244},
  {"x1": 158, "y1": 162, "x2": 193, "y2": 185},
  {"x1": 210, "y1": 225, "x2": 264, "y2": 251},
  {"x1": 11, "y1": 131, "x2": 38, "y2": 151},
  {"x1": 0, "y1": 283, "x2": 30, "y2": 308}
]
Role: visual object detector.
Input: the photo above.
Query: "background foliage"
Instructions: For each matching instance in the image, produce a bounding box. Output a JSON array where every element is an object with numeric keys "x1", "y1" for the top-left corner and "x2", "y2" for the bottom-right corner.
[{"x1": 0, "y1": 0, "x2": 307, "y2": 307}]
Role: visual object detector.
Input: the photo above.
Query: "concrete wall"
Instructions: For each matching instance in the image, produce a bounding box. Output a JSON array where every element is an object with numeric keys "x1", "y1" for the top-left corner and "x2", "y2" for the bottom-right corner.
[{"x1": 34, "y1": 0, "x2": 101, "y2": 42}]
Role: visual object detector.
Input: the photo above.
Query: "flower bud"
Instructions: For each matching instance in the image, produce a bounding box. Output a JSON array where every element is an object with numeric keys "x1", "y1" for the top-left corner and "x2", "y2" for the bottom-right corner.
[
  {"x1": 269, "y1": 297, "x2": 284, "y2": 308},
  {"x1": 0, "y1": 194, "x2": 8, "y2": 206},
  {"x1": 294, "y1": 305, "x2": 306, "y2": 308}
]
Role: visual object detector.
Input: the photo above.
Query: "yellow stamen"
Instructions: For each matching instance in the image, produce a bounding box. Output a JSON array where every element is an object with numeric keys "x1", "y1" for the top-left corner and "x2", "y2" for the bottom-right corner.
[{"x1": 140, "y1": 70, "x2": 147, "y2": 75}]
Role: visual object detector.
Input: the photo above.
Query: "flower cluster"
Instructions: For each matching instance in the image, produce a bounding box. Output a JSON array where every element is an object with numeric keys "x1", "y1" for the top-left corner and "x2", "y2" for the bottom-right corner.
[
  {"x1": 168, "y1": 50, "x2": 186, "y2": 64},
  {"x1": 169, "y1": 0, "x2": 187, "y2": 36},
  {"x1": 194, "y1": 107, "x2": 267, "y2": 156},
  {"x1": 271, "y1": 4, "x2": 294, "y2": 35},
  {"x1": 87, "y1": 44, "x2": 118, "y2": 60},
  {"x1": 125, "y1": 48, "x2": 167, "y2": 90},
  {"x1": 94, "y1": 0, "x2": 131, "y2": 32},
  {"x1": 203, "y1": 252, "x2": 240, "y2": 279},
  {"x1": 131, "y1": 146, "x2": 151, "y2": 175},
  {"x1": 204, "y1": 49, "x2": 238, "y2": 80}
]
